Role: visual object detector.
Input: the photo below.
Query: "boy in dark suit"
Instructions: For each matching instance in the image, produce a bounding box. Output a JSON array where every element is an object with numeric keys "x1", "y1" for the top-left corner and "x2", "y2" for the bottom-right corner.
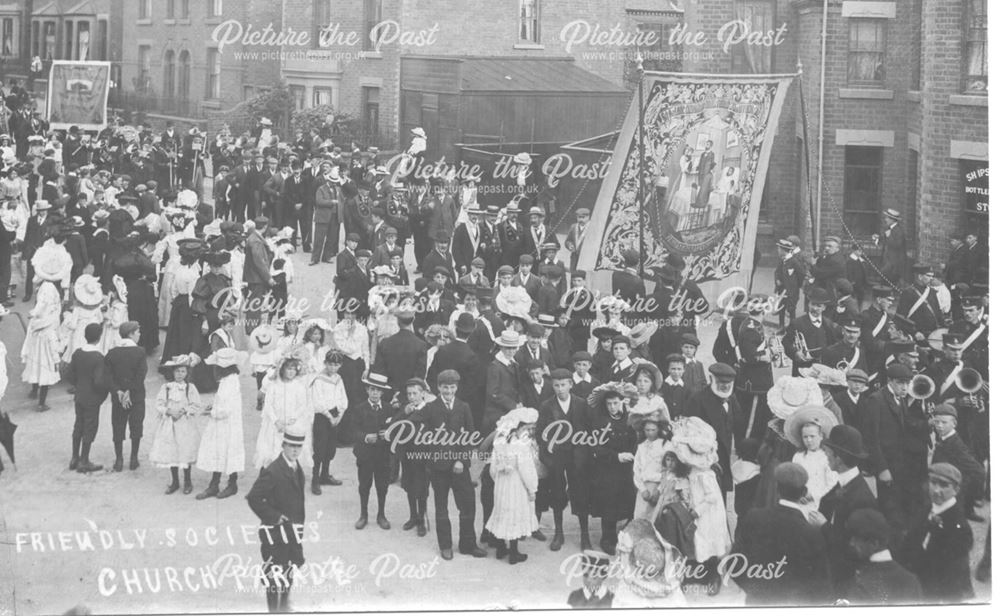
[
  {"x1": 511, "y1": 254, "x2": 542, "y2": 302},
  {"x1": 247, "y1": 427, "x2": 307, "y2": 613},
  {"x1": 570, "y1": 351, "x2": 596, "y2": 400},
  {"x1": 929, "y1": 404, "x2": 985, "y2": 521},
  {"x1": 843, "y1": 508, "x2": 922, "y2": 605},
  {"x1": 66, "y1": 323, "x2": 108, "y2": 473},
  {"x1": 679, "y1": 333, "x2": 707, "y2": 393},
  {"x1": 350, "y1": 373, "x2": 395, "y2": 530},
  {"x1": 520, "y1": 359, "x2": 553, "y2": 409},
  {"x1": 566, "y1": 550, "x2": 614, "y2": 608},
  {"x1": 105, "y1": 321, "x2": 148, "y2": 472},
  {"x1": 660, "y1": 353, "x2": 692, "y2": 419}
]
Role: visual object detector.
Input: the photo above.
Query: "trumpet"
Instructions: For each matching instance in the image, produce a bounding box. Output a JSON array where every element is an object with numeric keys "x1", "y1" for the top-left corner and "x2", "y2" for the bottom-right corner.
[{"x1": 794, "y1": 330, "x2": 813, "y2": 362}]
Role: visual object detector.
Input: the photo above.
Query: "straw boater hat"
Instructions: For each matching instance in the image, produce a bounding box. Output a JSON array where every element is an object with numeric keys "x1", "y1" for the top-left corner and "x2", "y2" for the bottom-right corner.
[
  {"x1": 73, "y1": 274, "x2": 104, "y2": 307},
  {"x1": 629, "y1": 359, "x2": 663, "y2": 392},
  {"x1": 363, "y1": 372, "x2": 393, "y2": 390},
  {"x1": 767, "y1": 376, "x2": 825, "y2": 421},
  {"x1": 282, "y1": 425, "x2": 307, "y2": 446},
  {"x1": 411, "y1": 127, "x2": 426, "y2": 138},
  {"x1": 669, "y1": 416, "x2": 719, "y2": 470},
  {"x1": 801, "y1": 363, "x2": 848, "y2": 388},
  {"x1": 496, "y1": 330, "x2": 521, "y2": 349},
  {"x1": 248, "y1": 324, "x2": 280, "y2": 355},
  {"x1": 162, "y1": 353, "x2": 201, "y2": 369},
  {"x1": 205, "y1": 348, "x2": 247, "y2": 368},
  {"x1": 628, "y1": 322, "x2": 658, "y2": 348},
  {"x1": 783, "y1": 405, "x2": 840, "y2": 449}
]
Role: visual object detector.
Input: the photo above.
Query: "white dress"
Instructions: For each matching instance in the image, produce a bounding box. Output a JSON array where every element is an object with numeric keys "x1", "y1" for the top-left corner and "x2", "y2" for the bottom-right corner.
[
  {"x1": 254, "y1": 377, "x2": 313, "y2": 469},
  {"x1": 793, "y1": 449, "x2": 839, "y2": 510},
  {"x1": 196, "y1": 373, "x2": 246, "y2": 475},
  {"x1": 155, "y1": 229, "x2": 194, "y2": 327},
  {"x1": 20, "y1": 281, "x2": 63, "y2": 386},
  {"x1": 689, "y1": 468, "x2": 731, "y2": 562},
  {"x1": 150, "y1": 382, "x2": 203, "y2": 467},
  {"x1": 486, "y1": 437, "x2": 539, "y2": 540},
  {"x1": 60, "y1": 305, "x2": 105, "y2": 363},
  {"x1": 100, "y1": 299, "x2": 129, "y2": 354},
  {"x1": 633, "y1": 438, "x2": 669, "y2": 521}
]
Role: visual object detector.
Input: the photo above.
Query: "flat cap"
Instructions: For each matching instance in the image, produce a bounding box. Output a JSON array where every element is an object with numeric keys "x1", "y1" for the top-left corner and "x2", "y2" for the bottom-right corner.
[
  {"x1": 928, "y1": 462, "x2": 962, "y2": 487},
  {"x1": 571, "y1": 351, "x2": 593, "y2": 363},
  {"x1": 709, "y1": 362, "x2": 736, "y2": 381},
  {"x1": 932, "y1": 403, "x2": 957, "y2": 419},
  {"x1": 437, "y1": 369, "x2": 461, "y2": 385},
  {"x1": 886, "y1": 364, "x2": 913, "y2": 380},
  {"x1": 550, "y1": 368, "x2": 573, "y2": 381}
]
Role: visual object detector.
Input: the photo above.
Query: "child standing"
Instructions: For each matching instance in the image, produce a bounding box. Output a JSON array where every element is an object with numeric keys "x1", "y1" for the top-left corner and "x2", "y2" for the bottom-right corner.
[
  {"x1": 629, "y1": 409, "x2": 671, "y2": 521},
  {"x1": 254, "y1": 356, "x2": 312, "y2": 471},
  {"x1": 65, "y1": 323, "x2": 109, "y2": 473},
  {"x1": 486, "y1": 407, "x2": 540, "y2": 565},
  {"x1": 195, "y1": 348, "x2": 247, "y2": 500},
  {"x1": 660, "y1": 354, "x2": 691, "y2": 419},
  {"x1": 786, "y1": 406, "x2": 839, "y2": 510},
  {"x1": 249, "y1": 324, "x2": 279, "y2": 411},
  {"x1": 21, "y1": 245, "x2": 67, "y2": 411},
  {"x1": 350, "y1": 373, "x2": 395, "y2": 530},
  {"x1": 100, "y1": 275, "x2": 130, "y2": 354},
  {"x1": 679, "y1": 333, "x2": 707, "y2": 393},
  {"x1": 150, "y1": 354, "x2": 204, "y2": 495},
  {"x1": 60, "y1": 275, "x2": 106, "y2": 367},
  {"x1": 309, "y1": 350, "x2": 348, "y2": 495}
]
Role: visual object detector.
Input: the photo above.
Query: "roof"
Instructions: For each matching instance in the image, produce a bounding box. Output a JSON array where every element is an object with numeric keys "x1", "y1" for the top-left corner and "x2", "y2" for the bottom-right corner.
[
  {"x1": 626, "y1": 0, "x2": 684, "y2": 14},
  {"x1": 65, "y1": 0, "x2": 98, "y2": 15},
  {"x1": 458, "y1": 58, "x2": 626, "y2": 94}
]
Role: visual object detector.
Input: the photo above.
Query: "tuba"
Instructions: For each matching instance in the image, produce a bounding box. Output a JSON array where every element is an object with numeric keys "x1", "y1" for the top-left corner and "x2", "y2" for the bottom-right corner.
[
  {"x1": 957, "y1": 368, "x2": 988, "y2": 412},
  {"x1": 908, "y1": 374, "x2": 936, "y2": 400}
]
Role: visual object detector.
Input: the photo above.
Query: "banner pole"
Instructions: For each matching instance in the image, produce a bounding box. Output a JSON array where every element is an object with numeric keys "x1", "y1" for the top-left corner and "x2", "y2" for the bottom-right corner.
[
  {"x1": 796, "y1": 60, "x2": 817, "y2": 253},
  {"x1": 636, "y1": 54, "x2": 646, "y2": 282}
]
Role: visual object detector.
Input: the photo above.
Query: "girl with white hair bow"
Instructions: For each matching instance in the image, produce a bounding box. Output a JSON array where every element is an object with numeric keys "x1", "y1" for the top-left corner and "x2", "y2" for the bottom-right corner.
[{"x1": 486, "y1": 406, "x2": 540, "y2": 565}]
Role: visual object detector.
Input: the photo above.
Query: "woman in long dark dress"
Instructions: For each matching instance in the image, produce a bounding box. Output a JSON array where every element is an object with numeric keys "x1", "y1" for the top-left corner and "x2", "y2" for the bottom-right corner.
[
  {"x1": 109, "y1": 232, "x2": 158, "y2": 353},
  {"x1": 160, "y1": 239, "x2": 208, "y2": 366},
  {"x1": 589, "y1": 382, "x2": 639, "y2": 555},
  {"x1": 189, "y1": 251, "x2": 234, "y2": 392}
]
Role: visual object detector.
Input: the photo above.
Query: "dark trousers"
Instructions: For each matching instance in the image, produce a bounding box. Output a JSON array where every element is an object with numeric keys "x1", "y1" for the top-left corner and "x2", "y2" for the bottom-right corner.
[
  {"x1": 231, "y1": 198, "x2": 247, "y2": 223},
  {"x1": 429, "y1": 467, "x2": 477, "y2": 551},
  {"x1": 311, "y1": 216, "x2": 339, "y2": 264},
  {"x1": 536, "y1": 456, "x2": 570, "y2": 514},
  {"x1": 780, "y1": 291, "x2": 799, "y2": 328},
  {"x1": 262, "y1": 562, "x2": 293, "y2": 613},
  {"x1": 284, "y1": 204, "x2": 311, "y2": 250},
  {"x1": 215, "y1": 198, "x2": 230, "y2": 221},
  {"x1": 479, "y1": 465, "x2": 495, "y2": 540},
  {"x1": 73, "y1": 401, "x2": 101, "y2": 443},
  {"x1": 111, "y1": 397, "x2": 144, "y2": 442},
  {"x1": 22, "y1": 250, "x2": 35, "y2": 298},
  {"x1": 413, "y1": 227, "x2": 430, "y2": 266},
  {"x1": 357, "y1": 458, "x2": 390, "y2": 503}
]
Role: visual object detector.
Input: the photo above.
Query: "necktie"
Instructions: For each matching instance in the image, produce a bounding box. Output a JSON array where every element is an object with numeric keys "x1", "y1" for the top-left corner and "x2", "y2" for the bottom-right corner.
[{"x1": 373, "y1": 403, "x2": 380, "y2": 413}]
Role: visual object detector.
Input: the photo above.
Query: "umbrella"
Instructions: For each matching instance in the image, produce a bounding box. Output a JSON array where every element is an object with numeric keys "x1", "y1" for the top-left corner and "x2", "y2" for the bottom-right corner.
[{"x1": 0, "y1": 412, "x2": 16, "y2": 472}]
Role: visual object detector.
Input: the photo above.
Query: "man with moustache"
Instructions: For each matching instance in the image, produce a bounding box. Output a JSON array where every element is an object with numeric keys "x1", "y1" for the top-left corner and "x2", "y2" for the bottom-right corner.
[
  {"x1": 247, "y1": 427, "x2": 307, "y2": 613},
  {"x1": 896, "y1": 264, "x2": 943, "y2": 341},
  {"x1": 498, "y1": 202, "x2": 525, "y2": 268},
  {"x1": 775, "y1": 237, "x2": 809, "y2": 328},
  {"x1": 820, "y1": 317, "x2": 869, "y2": 376},
  {"x1": 782, "y1": 288, "x2": 842, "y2": 377},
  {"x1": 811, "y1": 236, "x2": 847, "y2": 301},
  {"x1": 687, "y1": 363, "x2": 740, "y2": 499},
  {"x1": 860, "y1": 285, "x2": 897, "y2": 387},
  {"x1": 452, "y1": 205, "x2": 486, "y2": 276},
  {"x1": 312, "y1": 166, "x2": 343, "y2": 265}
]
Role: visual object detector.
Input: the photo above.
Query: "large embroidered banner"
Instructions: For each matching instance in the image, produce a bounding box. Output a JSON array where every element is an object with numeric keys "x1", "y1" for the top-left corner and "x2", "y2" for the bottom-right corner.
[
  {"x1": 46, "y1": 61, "x2": 112, "y2": 131},
  {"x1": 577, "y1": 72, "x2": 793, "y2": 299}
]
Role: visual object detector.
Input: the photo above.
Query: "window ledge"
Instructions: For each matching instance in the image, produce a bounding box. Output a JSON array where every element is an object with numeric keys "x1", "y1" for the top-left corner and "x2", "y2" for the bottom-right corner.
[
  {"x1": 838, "y1": 88, "x2": 894, "y2": 100},
  {"x1": 949, "y1": 94, "x2": 987, "y2": 107},
  {"x1": 136, "y1": 18, "x2": 151, "y2": 25},
  {"x1": 164, "y1": 19, "x2": 175, "y2": 25},
  {"x1": 905, "y1": 90, "x2": 920, "y2": 103},
  {"x1": 513, "y1": 43, "x2": 545, "y2": 50},
  {"x1": 206, "y1": 16, "x2": 222, "y2": 25},
  {"x1": 359, "y1": 51, "x2": 383, "y2": 59},
  {"x1": 202, "y1": 100, "x2": 222, "y2": 110},
  {"x1": 177, "y1": 18, "x2": 191, "y2": 25}
]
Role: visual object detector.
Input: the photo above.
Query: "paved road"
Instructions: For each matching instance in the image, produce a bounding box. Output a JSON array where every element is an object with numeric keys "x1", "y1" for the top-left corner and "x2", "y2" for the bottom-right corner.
[{"x1": 0, "y1": 243, "x2": 990, "y2": 614}]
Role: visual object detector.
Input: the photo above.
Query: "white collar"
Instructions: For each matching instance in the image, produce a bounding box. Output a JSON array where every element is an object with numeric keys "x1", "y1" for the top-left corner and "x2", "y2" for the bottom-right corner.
[
  {"x1": 838, "y1": 466, "x2": 860, "y2": 486},
  {"x1": 930, "y1": 497, "x2": 958, "y2": 517},
  {"x1": 282, "y1": 454, "x2": 297, "y2": 470},
  {"x1": 665, "y1": 376, "x2": 684, "y2": 387},
  {"x1": 869, "y1": 549, "x2": 893, "y2": 563},
  {"x1": 614, "y1": 357, "x2": 633, "y2": 370},
  {"x1": 80, "y1": 344, "x2": 101, "y2": 353},
  {"x1": 582, "y1": 585, "x2": 609, "y2": 600},
  {"x1": 573, "y1": 372, "x2": 591, "y2": 384},
  {"x1": 495, "y1": 351, "x2": 512, "y2": 366},
  {"x1": 938, "y1": 429, "x2": 957, "y2": 441},
  {"x1": 778, "y1": 499, "x2": 811, "y2": 521},
  {"x1": 119, "y1": 339, "x2": 138, "y2": 348},
  {"x1": 848, "y1": 391, "x2": 860, "y2": 403},
  {"x1": 556, "y1": 395, "x2": 571, "y2": 409}
]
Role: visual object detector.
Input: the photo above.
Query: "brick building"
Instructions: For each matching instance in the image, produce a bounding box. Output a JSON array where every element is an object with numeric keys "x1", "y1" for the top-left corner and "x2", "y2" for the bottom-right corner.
[
  {"x1": 118, "y1": 0, "x2": 282, "y2": 121},
  {"x1": 792, "y1": 0, "x2": 988, "y2": 269}
]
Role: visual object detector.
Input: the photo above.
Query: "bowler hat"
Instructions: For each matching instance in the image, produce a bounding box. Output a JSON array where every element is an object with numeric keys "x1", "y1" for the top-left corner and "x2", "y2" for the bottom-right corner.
[
  {"x1": 455, "y1": 312, "x2": 476, "y2": 336},
  {"x1": 886, "y1": 363, "x2": 913, "y2": 381},
  {"x1": 823, "y1": 424, "x2": 868, "y2": 460}
]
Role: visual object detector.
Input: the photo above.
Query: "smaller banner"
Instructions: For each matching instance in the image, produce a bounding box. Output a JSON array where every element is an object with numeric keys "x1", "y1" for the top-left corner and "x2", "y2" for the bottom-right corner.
[
  {"x1": 960, "y1": 159, "x2": 989, "y2": 216},
  {"x1": 46, "y1": 61, "x2": 112, "y2": 131}
]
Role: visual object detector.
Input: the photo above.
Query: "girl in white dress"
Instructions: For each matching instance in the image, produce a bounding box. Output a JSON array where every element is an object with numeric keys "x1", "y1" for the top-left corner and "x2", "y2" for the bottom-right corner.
[
  {"x1": 786, "y1": 405, "x2": 840, "y2": 510},
  {"x1": 255, "y1": 356, "x2": 313, "y2": 470},
  {"x1": 150, "y1": 354, "x2": 203, "y2": 495},
  {"x1": 628, "y1": 404, "x2": 671, "y2": 521},
  {"x1": 299, "y1": 320, "x2": 331, "y2": 374},
  {"x1": 486, "y1": 407, "x2": 540, "y2": 565},
  {"x1": 60, "y1": 275, "x2": 106, "y2": 365},
  {"x1": 21, "y1": 254, "x2": 66, "y2": 411},
  {"x1": 195, "y1": 348, "x2": 247, "y2": 500}
]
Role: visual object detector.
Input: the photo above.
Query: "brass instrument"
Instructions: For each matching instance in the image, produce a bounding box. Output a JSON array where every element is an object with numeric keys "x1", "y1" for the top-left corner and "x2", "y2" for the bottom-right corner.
[
  {"x1": 909, "y1": 374, "x2": 937, "y2": 415},
  {"x1": 836, "y1": 359, "x2": 851, "y2": 372},
  {"x1": 957, "y1": 368, "x2": 988, "y2": 412},
  {"x1": 794, "y1": 330, "x2": 814, "y2": 362}
]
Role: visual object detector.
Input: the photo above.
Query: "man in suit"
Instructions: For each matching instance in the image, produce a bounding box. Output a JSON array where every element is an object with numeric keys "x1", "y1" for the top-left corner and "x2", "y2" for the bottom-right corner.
[
  {"x1": 511, "y1": 254, "x2": 542, "y2": 302},
  {"x1": 943, "y1": 232, "x2": 969, "y2": 292},
  {"x1": 371, "y1": 227, "x2": 401, "y2": 270},
  {"x1": 498, "y1": 203, "x2": 525, "y2": 268},
  {"x1": 312, "y1": 167, "x2": 343, "y2": 265},
  {"x1": 611, "y1": 248, "x2": 645, "y2": 309},
  {"x1": 457, "y1": 257, "x2": 491, "y2": 290},
  {"x1": 712, "y1": 290, "x2": 748, "y2": 367},
  {"x1": 243, "y1": 217, "x2": 274, "y2": 334},
  {"x1": 420, "y1": 230, "x2": 454, "y2": 281},
  {"x1": 226, "y1": 150, "x2": 255, "y2": 222},
  {"x1": 564, "y1": 208, "x2": 590, "y2": 272},
  {"x1": 734, "y1": 296, "x2": 774, "y2": 446},
  {"x1": 537, "y1": 242, "x2": 567, "y2": 298},
  {"x1": 695, "y1": 140, "x2": 716, "y2": 208},
  {"x1": 262, "y1": 158, "x2": 290, "y2": 228},
  {"x1": 832, "y1": 369, "x2": 870, "y2": 433},
  {"x1": 896, "y1": 264, "x2": 943, "y2": 340},
  {"x1": 247, "y1": 427, "x2": 307, "y2": 613},
  {"x1": 775, "y1": 237, "x2": 809, "y2": 328},
  {"x1": 536, "y1": 369, "x2": 592, "y2": 551},
  {"x1": 875, "y1": 208, "x2": 907, "y2": 286},
  {"x1": 105, "y1": 322, "x2": 148, "y2": 472},
  {"x1": 452, "y1": 206, "x2": 485, "y2": 276},
  {"x1": 929, "y1": 403, "x2": 985, "y2": 520},
  {"x1": 484, "y1": 331, "x2": 522, "y2": 434},
  {"x1": 731, "y1": 462, "x2": 833, "y2": 605},
  {"x1": 349, "y1": 373, "x2": 395, "y2": 530},
  {"x1": 522, "y1": 206, "x2": 549, "y2": 266},
  {"x1": 842, "y1": 508, "x2": 923, "y2": 605},
  {"x1": 811, "y1": 235, "x2": 847, "y2": 300},
  {"x1": 860, "y1": 285, "x2": 897, "y2": 386},
  {"x1": 687, "y1": 363, "x2": 740, "y2": 496},
  {"x1": 818, "y1": 424, "x2": 878, "y2": 595},
  {"x1": 899, "y1": 463, "x2": 974, "y2": 603},
  {"x1": 19, "y1": 198, "x2": 53, "y2": 301},
  {"x1": 427, "y1": 313, "x2": 484, "y2": 427},
  {"x1": 281, "y1": 160, "x2": 312, "y2": 252},
  {"x1": 372, "y1": 309, "x2": 428, "y2": 399},
  {"x1": 961, "y1": 231, "x2": 987, "y2": 287},
  {"x1": 782, "y1": 288, "x2": 842, "y2": 376},
  {"x1": 410, "y1": 370, "x2": 486, "y2": 560}
]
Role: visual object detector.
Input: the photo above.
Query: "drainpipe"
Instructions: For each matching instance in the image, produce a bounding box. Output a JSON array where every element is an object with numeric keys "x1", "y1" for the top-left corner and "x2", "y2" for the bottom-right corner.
[{"x1": 814, "y1": 0, "x2": 830, "y2": 252}]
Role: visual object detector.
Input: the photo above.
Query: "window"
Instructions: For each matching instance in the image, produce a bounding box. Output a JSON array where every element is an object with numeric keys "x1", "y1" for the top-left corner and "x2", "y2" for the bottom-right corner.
[
  {"x1": 290, "y1": 85, "x2": 306, "y2": 110},
  {"x1": 163, "y1": 50, "x2": 175, "y2": 98},
  {"x1": 208, "y1": 0, "x2": 223, "y2": 18},
  {"x1": 313, "y1": 87, "x2": 332, "y2": 107},
  {"x1": 518, "y1": 0, "x2": 540, "y2": 44},
  {"x1": 167, "y1": 0, "x2": 175, "y2": 19},
  {"x1": 731, "y1": 1, "x2": 775, "y2": 73},
  {"x1": 314, "y1": 0, "x2": 331, "y2": 48},
  {"x1": 137, "y1": 44, "x2": 151, "y2": 91},
  {"x1": 843, "y1": 146, "x2": 883, "y2": 235},
  {"x1": 635, "y1": 22, "x2": 681, "y2": 72},
  {"x1": 847, "y1": 19, "x2": 886, "y2": 86},
  {"x1": 1, "y1": 17, "x2": 17, "y2": 58},
  {"x1": 139, "y1": 0, "x2": 151, "y2": 20},
  {"x1": 178, "y1": 50, "x2": 190, "y2": 100},
  {"x1": 363, "y1": 86, "x2": 380, "y2": 142},
  {"x1": 180, "y1": 0, "x2": 190, "y2": 19},
  {"x1": 43, "y1": 21, "x2": 56, "y2": 59},
  {"x1": 964, "y1": 0, "x2": 987, "y2": 93},
  {"x1": 206, "y1": 48, "x2": 220, "y2": 98},
  {"x1": 64, "y1": 21, "x2": 73, "y2": 60},
  {"x1": 77, "y1": 22, "x2": 90, "y2": 60},
  {"x1": 363, "y1": 0, "x2": 383, "y2": 51}
]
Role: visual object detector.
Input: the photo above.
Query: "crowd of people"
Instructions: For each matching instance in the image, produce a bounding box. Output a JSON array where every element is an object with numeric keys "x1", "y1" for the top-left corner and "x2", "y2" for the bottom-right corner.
[{"x1": 0, "y1": 104, "x2": 991, "y2": 612}]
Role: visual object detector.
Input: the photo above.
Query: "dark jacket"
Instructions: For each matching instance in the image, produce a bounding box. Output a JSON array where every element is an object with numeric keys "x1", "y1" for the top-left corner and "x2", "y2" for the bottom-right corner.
[
  {"x1": 66, "y1": 348, "x2": 109, "y2": 407},
  {"x1": 349, "y1": 400, "x2": 394, "y2": 465},
  {"x1": 686, "y1": 387, "x2": 738, "y2": 490},
  {"x1": 410, "y1": 397, "x2": 476, "y2": 472},
  {"x1": 485, "y1": 358, "x2": 520, "y2": 433},
  {"x1": 932, "y1": 432, "x2": 986, "y2": 506},
  {"x1": 731, "y1": 504, "x2": 833, "y2": 605},
  {"x1": 536, "y1": 394, "x2": 590, "y2": 468},
  {"x1": 104, "y1": 344, "x2": 147, "y2": 400},
  {"x1": 859, "y1": 388, "x2": 928, "y2": 477},
  {"x1": 243, "y1": 230, "x2": 273, "y2": 286},
  {"x1": 844, "y1": 559, "x2": 923, "y2": 606},
  {"x1": 819, "y1": 473, "x2": 878, "y2": 593},
  {"x1": 900, "y1": 502, "x2": 974, "y2": 603},
  {"x1": 246, "y1": 455, "x2": 306, "y2": 567},
  {"x1": 373, "y1": 328, "x2": 428, "y2": 395},
  {"x1": 427, "y1": 339, "x2": 483, "y2": 414}
]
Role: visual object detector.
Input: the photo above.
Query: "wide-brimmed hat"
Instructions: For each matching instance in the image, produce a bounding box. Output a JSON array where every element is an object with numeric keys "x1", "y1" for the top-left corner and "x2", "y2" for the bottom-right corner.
[
  {"x1": 363, "y1": 372, "x2": 393, "y2": 390},
  {"x1": 249, "y1": 324, "x2": 280, "y2": 355},
  {"x1": 495, "y1": 286, "x2": 533, "y2": 322},
  {"x1": 784, "y1": 405, "x2": 840, "y2": 449},
  {"x1": 629, "y1": 322, "x2": 658, "y2": 348},
  {"x1": 32, "y1": 244, "x2": 68, "y2": 282},
  {"x1": 592, "y1": 326, "x2": 620, "y2": 341},
  {"x1": 670, "y1": 416, "x2": 719, "y2": 470},
  {"x1": 162, "y1": 353, "x2": 201, "y2": 369},
  {"x1": 801, "y1": 363, "x2": 848, "y2": 387},
  {"x1": 177, "y1": 237, "x2": 209, "y2": 259},
  {"x1": 627, "y1": 405, "x2": 670, "y2": 432},
  {"x1": 767, "y1": 376, "x2": 824, "y2": 420},
  {"x1": 411, "y1": 127, "x2": 426, "y2": 138},
  {"x1": 588, "y1": 381, "x2": 639, "y2": 409},
  {"x1": 512, "y1": 152, "x2": 531, "y2": 165},
  {"x1": 73, "y1": 274, "x2": 104, "y2": 307},
  {"x1": 205, "y1": 348, "x2": 247, "y2": 368},
  {"x1": 629, "y1": 359, "x2": 663, "y2": 392},
  {"x1": 615, "y1": 518, "x2": 686, "y2": 593}
]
